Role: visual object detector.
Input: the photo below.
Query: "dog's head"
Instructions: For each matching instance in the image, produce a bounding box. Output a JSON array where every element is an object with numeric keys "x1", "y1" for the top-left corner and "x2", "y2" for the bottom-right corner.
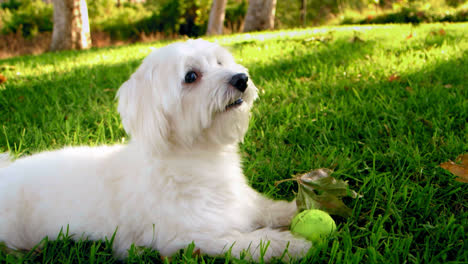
[{"x1": 117, "y1": 39, "x2": 258, "y2": 155}]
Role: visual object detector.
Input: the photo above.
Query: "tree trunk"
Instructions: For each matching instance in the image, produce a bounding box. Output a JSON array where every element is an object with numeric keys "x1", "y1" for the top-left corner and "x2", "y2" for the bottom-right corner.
[
  {"x1": 300, "y1": 0, "x2": 307, "y2": 27},
  {"x1": 50, "y1": 0, "x2": 91, "y2": 51},
  {"x1": 207, "y1": 0, "x2": 227, "y2": 35},
  {"x1": 243, "y1": 0, "x2": 277, "y2": 32}
]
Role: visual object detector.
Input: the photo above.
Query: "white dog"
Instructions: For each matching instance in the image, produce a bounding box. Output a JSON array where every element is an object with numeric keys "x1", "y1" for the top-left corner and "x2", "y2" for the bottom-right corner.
[{"x1": 0, "y1": 39, "x2": 311, "y2": 261}]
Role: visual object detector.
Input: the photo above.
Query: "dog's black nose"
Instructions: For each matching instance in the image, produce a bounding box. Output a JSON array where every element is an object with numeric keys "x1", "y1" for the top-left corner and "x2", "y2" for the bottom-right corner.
[{"x1": 229, "y1": 73, "x2": 248, "y2": 92}]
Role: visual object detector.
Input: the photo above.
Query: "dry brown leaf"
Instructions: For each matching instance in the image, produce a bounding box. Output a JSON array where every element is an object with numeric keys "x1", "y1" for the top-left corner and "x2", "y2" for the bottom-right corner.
[
  {"x1": 349, "y1": 36, "x2": 364, "y2": 43},
  {"x1": 456, "y1": 153, "x2": 468, "y2": 166},
  {"x1": 439, "y1": 29, "x2": 446, "y2": 35},
  {"x1": 0, "y1": 74, "x2": 6, "y2": 84},
  {"x1": 193, "y1": 248, "x2": 202, "y2": 257},
  {"x1": 297, "y1": 76, "x2": 315, "y2": 83},
  {"x1": 388, "y1": 74, "x2": 400, "y2": 82},
  {"x1": 440, "y1": 154, "x2": 468, "y2": 183},
  {"x1": 276, "y1": 169, "x2": 362, "y2": 218},
  {"x1": 419, "y1": 118, "x2": 433, "y2": 128},
  {"x1": 406, "y1": 33, "x2": 413, "y2": 40}
]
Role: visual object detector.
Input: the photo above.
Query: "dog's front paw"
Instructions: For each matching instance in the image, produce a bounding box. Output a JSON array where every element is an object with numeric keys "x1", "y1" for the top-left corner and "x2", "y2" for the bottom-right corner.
[
  {"x1": 283, "y1": 234, "x2": 312, "y2": 260},
  {"x1": 248, "y1": 229, "x2": 312, "y2": 262},
  {"x1": 272, "y1": 231, "x2": 311, "y2": 261}
]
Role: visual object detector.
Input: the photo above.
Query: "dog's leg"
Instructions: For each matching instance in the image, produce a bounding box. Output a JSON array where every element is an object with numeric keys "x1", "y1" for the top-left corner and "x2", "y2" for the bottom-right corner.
[
  {"x1": 167, "y1": 228, "x2": 311, "y2": 262},
  {"x1": 250, "y1": 191, "x2": 298, "y2": 228},
  {"x1": 223, "y1": 228, "x2": 311, "y2": 261}
]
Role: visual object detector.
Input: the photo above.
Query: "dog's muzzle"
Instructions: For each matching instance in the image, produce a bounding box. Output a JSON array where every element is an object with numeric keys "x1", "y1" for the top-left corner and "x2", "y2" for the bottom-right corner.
[{"x1": 229, "y1": 73, "x2": 248, "y2": 92}]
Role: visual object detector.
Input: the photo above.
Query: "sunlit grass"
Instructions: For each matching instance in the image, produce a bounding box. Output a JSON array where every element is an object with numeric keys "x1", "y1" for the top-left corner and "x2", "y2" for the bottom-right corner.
[{"x1": 0, "y1": 23, "x2": 467, "y2": 263}]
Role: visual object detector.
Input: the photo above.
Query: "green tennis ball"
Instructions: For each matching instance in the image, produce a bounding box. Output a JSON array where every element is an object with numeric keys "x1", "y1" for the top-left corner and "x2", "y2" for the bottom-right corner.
[{"x1": 290, "y1": 209, "x2": 336, "y2": 244}]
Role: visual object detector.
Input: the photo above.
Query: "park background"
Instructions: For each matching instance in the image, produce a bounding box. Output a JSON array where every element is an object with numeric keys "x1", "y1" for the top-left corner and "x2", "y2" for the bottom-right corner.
[
  {"x1": 0, "y1": 0, "x2": 467, "y2": 57},
  {"x1": 0, "y1": 0, "x2": 467, "y2": 263}
]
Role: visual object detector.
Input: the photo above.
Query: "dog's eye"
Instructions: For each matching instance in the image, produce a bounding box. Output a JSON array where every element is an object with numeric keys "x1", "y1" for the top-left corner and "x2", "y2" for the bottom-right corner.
[{"x1": 184, "y1": 71, "x2": 198, "y2": 83}]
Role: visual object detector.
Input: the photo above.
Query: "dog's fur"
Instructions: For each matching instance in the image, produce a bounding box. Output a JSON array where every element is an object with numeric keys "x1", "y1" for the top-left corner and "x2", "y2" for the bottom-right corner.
[{"x1": 0, "y1": 39, "x2": 311, "y2": 261}]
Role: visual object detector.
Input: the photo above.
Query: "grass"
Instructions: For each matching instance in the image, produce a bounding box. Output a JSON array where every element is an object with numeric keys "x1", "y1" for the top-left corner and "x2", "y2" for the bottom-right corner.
[{"x1": 0, "y1": 23, "x2": 467, "y2": 263}]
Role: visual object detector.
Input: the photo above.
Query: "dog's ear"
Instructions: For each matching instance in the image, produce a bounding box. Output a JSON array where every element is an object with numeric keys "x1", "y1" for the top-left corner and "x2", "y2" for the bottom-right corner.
[{"x1": 117, "y1": 69, "x2": 170, "y2": 155}]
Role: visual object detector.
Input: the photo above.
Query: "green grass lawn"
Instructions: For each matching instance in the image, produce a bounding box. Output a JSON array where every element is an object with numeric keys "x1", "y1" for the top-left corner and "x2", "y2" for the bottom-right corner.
[{"x1": 0, "y1": 23, "x2": 467, "y2": 263}]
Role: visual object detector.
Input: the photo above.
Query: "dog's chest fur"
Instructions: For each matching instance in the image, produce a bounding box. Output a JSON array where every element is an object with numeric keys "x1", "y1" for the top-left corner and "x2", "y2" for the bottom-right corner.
[{"x1": 142, "y1": 149, "x2": 253, "y2": 225}]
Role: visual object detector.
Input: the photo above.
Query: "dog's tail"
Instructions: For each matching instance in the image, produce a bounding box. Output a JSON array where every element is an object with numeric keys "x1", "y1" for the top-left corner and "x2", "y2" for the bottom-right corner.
[{"x1": 0, "y1": 153, "x2": 12, "y2": 169}]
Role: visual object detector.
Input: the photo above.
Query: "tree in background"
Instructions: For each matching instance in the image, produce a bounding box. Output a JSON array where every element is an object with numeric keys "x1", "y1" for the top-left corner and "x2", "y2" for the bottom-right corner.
[
  {"x1": 207, "y1": 0, "x2": 227, "y2": 35},
  {"x1": 300, "y1": 0, "x2": 306, "y2": 27},
  {"x1": 50, "y1": 0, "x2": 91, "y2": 51},
  {"x1": 243, "y1": 0, "x2": 277, "y2": 32}
]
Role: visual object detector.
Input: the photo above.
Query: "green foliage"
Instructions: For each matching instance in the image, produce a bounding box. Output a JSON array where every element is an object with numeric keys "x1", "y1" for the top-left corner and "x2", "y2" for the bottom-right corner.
[
  {"x1": 151, "y1": 0, "x2": 211, "y2": 37},
  {"x1": 0, "y1": 0, "x2": 213, "y2": 40},
  {"x1": 446, "y1": 0, "x2": 466, "y2": 6},
  {"x1": 276, "y1": 0, "x2": 370, "y2": 28},
  {"x1": 0, "y1": 0, "x2": 21, "y2": 10},
  {"x1": 0, "y1": 0, "x2": 52, "y2": 38},
  {"x1": 0, "y1": 8, "x2": 11, "y2": 33},
  {"x1": 276, "y1": 0, "x2": 468, "y2": 27},
  {"x1": 158, "y1": 0, "x2": 186, "y2": 35},
  {"x1": 342, "y1": 3, "x2": 468, "y2": 24},
  {"x1": 91, "y1": 0, "x2": 212, "y2": 40},
  {"x1": 2, "y1": 0, "x2": 466, "y2": 40},
  {"x1": 225, "y1": 0, "x2": 247, "y2": 32},
  {"x1": 90, "y1": 2, "x2": 152, "y2": 40},
  {"x1": 0, "y1": 23, "x2": 467, "y2": 263}
]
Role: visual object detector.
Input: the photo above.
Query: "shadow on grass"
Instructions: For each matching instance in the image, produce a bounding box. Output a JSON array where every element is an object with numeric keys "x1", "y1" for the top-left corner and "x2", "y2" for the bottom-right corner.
[
  {"x1": 239, "y1": 37, "x2": 467, "y2": 197},
  {"x1": 0, "y1": 57, "x2": 145, "y2": 153},
  {"x1": 245, "y1": 37, "x2": 378, "y2": 79}
]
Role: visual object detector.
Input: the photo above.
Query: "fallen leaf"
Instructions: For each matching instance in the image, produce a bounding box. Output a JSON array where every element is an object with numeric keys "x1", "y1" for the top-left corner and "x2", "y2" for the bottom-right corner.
[
  {"x1": 456, "y1": 154, "x2": 468, "y2": 166},
  {"x1": 383, "y1": 123, "x2": 391, "y2": 135},
  {"x1": 440, "y1": 154, "x2": 468, "y2": 183},
  {"x1": 439, "y1": 29, "x2": 446, "y2": 35},
  {"x1": 277, "y1": 169, "x2": 362, "y2": 218},
  {"x1": 193, "y1": 248, "x2": 201, "y2": 257},
  {"x1": 297, "y1": 76, "x2": 315, "y2": 83},
  {"x1": 406, "y1": 33, "x2": 413, "y2": 39},
  {"x1": 419, "y1": 118, "x2": 433, "y2": 128},
  {"x1": 388, "y1": 74, "x2": 400, "y2": 82},
  {"x1": 0, "y1": 74, "x2": 6, "y2": 84},
  {"x1": 444, "y1": 84, "x2": 452, "y2": 88},
  {"x1": 349, "y1": 36, "x2": 364, "y2": 43}
]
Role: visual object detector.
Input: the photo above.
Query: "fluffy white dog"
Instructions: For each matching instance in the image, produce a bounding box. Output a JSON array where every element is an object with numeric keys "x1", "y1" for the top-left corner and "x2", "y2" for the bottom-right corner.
[{"x1": 0, "y1": 39, "x2": 311, "y2": 261}]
